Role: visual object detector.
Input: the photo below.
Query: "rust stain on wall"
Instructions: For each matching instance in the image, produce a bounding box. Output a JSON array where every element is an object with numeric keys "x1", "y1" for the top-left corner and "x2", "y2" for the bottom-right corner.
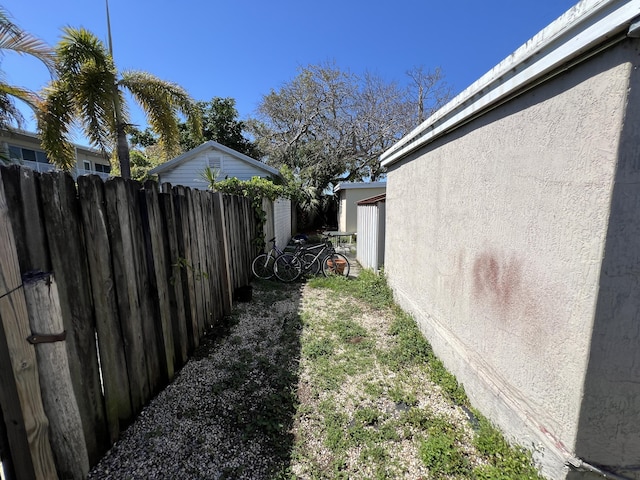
[{"x1": 472, "y1": 253, "x2": 523, "y2": 313}]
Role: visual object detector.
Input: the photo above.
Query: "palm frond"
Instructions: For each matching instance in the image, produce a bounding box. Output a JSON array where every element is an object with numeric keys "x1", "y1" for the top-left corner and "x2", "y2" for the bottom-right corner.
[
  {"x1": 0, "y1": 8, "x2": 55, "y2": 72},
  {"x1": 73, "y1": 62, "x2": 119, "y2": 152},
  {"x1": 0, "y1": 91, "x2": 23, "y2": 128},
  {"x1": 37, "y1": 81, "x2": 76, "y2": 169},
  {"x1": 0, "y1": 82, "x2": 41, "y2": 110},
  {"x1": 121, "y1": 70, "x2": 202, "y2": 158},
  {"x1": 56, "y1": 27, "x2": 113, "y2": 78}
]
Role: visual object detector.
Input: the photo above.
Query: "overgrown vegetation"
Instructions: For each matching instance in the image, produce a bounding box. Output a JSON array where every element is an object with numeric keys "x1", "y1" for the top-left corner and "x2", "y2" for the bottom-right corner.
[{"x1": 290, "y1": 270, "x2": 545, "y2": 479}]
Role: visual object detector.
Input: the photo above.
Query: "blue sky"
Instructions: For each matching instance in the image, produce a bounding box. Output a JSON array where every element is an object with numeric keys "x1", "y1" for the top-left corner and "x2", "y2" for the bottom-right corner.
[{"x1": 5, "y1": 0, "x2": 578, "y2": 146}]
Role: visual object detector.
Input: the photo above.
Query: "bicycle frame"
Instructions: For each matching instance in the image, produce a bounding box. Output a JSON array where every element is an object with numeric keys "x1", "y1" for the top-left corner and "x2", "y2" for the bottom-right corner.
[{"x1": 296, "y1": 237, "x2": 335, "y2": 272}]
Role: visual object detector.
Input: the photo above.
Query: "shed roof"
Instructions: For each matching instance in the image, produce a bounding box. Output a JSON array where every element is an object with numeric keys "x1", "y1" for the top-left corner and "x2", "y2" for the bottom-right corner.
[
  {"x1": 357, "y1": 193, "x2": 386, "y2": 205},
  {"x1": 380, "y1": 0, "x2": 640, "y2": 167},
  {"x1": 149, "y1": 140, "x2": 280, "y2": 177}
]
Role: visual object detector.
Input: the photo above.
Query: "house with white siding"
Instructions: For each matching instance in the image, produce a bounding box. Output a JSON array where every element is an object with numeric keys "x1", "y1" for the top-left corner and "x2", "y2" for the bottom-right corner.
[
  {"x1": 149, "y1": 140, "x2": 280, "y2": 190},
  {"x1": 151, "y1": 141, "x2": 292, "y2": 251}
]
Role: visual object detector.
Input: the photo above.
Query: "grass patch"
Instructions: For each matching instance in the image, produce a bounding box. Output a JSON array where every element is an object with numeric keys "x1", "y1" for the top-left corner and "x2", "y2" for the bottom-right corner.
[
  {"x1": 292, "y1": 269, "x2": 543, "y2": 479},
  {"x1": 472, "y1": 414, "x2": 545, "y2": 479}
]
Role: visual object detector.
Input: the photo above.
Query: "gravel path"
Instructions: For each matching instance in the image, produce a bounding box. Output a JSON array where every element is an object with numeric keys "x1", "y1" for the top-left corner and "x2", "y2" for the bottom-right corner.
[
  {"x1": 87, "y1": 274, "x2": 542, "y2": 479},
  {"x1": 88, "y1": 281, "x2": 305, "y2": 479}
]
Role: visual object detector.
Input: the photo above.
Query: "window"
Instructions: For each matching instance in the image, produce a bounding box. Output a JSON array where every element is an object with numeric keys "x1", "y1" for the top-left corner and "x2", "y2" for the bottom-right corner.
[
  {"x1": 95, "y1": 164, "x2": 111, "y2": 174},
  {"x1": 7, "y1": 145, "x2": 50, "y2": 164},
  {"x1": 8, "y1": 145, "x2": 21, "y2": 161},
  {"x1": 83, "y1": 160, "x2": 91, "y2": 171},
  {"x1": 21, "y1": 148, "x2": 36, "y2": 162}
]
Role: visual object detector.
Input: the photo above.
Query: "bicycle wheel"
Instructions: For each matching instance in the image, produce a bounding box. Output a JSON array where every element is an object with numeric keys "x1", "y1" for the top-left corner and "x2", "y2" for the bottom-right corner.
[
  {"x1": 322, "y1": 253, "x2": 350, "y2": 277},
  {"x1": 301, "y1": 253, "x2": 321, "y2": 276},
  {"x1": 252, "y1": 253, "x2": 275, "y2": 279},
  {"x1": 274, "y1": 254, "x2": 302, "y2": 282}
]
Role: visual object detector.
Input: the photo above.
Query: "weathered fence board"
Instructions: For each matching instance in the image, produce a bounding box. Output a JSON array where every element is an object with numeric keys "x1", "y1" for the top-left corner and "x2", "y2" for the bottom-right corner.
[
  {"x1": 0, "y1": 166, "x2": 257, "y2": 479},
  {"x1": 159, "y1": 189, "x2": 189, "y2": 367},
  {"x1": 132, "y1": 181, "x2": 165, "y2": 395},
  {"x1": 0, "y1": 171, "x2": 57, "y2": 480},
  {"x1": 173, "y1": 186, "x2": 198, "y2": 351},
  {"x1": 105, "y1": 178, "x2": 150, "y2": 414},
  {"x1": 77, "y1": 175, "x2": 132, "y2": 443},
  {"x1": 0, "y1": 166, "x2": 50, "y2": 273},
  {"x1": 24, "y1": 272, "x2": 89, "y2": 480},
  {"x1": 39, "y1": 172, "x2": 108, "y2": 466},
  {"x1": 213, "y1": 192, "x2": 233, "y2": 315},
  {"x1": 143, "y1": 181, "x2": 175, "y2": 381}
]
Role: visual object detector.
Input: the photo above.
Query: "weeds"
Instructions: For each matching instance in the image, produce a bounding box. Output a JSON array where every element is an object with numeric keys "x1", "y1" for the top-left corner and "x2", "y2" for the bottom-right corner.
[{"x1": 295, "y1": 270, "x2": 544, "y2": 479}]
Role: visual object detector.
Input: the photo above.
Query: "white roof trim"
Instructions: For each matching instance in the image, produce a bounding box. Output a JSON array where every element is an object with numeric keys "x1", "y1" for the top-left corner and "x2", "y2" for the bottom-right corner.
[
  {"x1": 381, "y1": 0, "x2": 640, "y2": 168},
  {"x1": 149, "y1": 140, "x2": 280, "y2": 177},
  {"x1": 1, "y1": 128, "x2": 103, "y2": 155},
  {"x1": 334, "y1": 181, "x2": 387, "y2": 193}
]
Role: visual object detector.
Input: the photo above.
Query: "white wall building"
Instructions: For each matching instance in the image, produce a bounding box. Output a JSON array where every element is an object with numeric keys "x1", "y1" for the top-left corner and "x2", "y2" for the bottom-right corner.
[
  {"x1": 380, "y1": 1, "x2": 640, "y2": 478},
  {"x1": 1, "y1": 130, "x2": 112, "y2": 179}
]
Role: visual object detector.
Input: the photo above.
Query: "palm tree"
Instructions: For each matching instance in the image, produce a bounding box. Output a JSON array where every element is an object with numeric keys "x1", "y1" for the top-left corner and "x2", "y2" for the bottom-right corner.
[
  {"x1": 38, "y1": 27, "x2": 202, "y2": 178},
  {"x1": 0, "y1": 7, "x2": 55, "y2": 128}
]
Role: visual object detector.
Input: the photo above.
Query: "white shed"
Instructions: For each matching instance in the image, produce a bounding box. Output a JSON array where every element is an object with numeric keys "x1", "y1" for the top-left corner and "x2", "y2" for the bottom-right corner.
[
  {"x1": 149, "y1": 140, "x2": 280, "y2": 190},
  {"x1": 356, "y1": 194, "x2": 386, "y2": 271}
]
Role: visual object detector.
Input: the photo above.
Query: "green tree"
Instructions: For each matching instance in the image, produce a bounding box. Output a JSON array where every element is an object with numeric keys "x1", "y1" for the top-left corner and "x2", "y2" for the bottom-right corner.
[
  {"x1": 179, "y1": 97, "x2": 260, "y2": 158},
  {"x1": 38, "y1": 27, "x2": 202, "y2": 178},
  {"x1": 250, "y1": 62, "x2": 452, "y2": 193},
  {"x1": 0, "y1": 7, "x2": 55, "y2": 128}
]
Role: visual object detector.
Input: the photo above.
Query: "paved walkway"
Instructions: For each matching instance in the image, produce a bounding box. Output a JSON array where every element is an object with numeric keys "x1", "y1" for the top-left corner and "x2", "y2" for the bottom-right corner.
[{"x1": 335, "y1": 244, "x2": 360, "y2": 277}]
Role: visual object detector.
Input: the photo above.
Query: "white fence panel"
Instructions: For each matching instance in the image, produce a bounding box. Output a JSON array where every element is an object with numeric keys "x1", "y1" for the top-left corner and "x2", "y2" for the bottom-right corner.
[{"x1": 357, "y1": 201, "x2": 385, "y2": 271}]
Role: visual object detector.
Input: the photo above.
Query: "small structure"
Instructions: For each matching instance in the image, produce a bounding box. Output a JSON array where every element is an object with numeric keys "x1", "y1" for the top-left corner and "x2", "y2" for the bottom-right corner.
[
  {"x1": 334, "y1": 181, "x2": 386, "y2": 234},
  {"x1": 1, "y1": 129, "x2": 111, "y2": 179},
  {"x1": 149, "y1": 140, "x2": 280, "y2": 190},
  {"x1": 356, "y1": 194, "x2": 385, "y2": 271},
  {"x1": 150, "y1": 141, "x2": 292, "y2": 252}
]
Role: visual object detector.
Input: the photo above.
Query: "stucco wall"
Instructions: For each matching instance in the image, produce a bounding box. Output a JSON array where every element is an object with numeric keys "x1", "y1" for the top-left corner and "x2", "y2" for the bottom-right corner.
[
  {"x1": 338, "y1": 187, "x2": 386, "y2": 233},
  {"x1": 385, "y1": 39, "x2": 640, "y2": 479}
]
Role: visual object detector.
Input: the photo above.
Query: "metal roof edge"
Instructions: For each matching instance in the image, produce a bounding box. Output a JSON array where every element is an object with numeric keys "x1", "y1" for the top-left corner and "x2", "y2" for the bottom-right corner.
[
  {"x1": 334, "y1": 181, "x2": 387, "y2": 193},
  {"x1": 357, "y1": 193, "x2": 387, "y2": 205},
  {"x1": 380, "y1": 0, "x2": 640, "y2": 168}
]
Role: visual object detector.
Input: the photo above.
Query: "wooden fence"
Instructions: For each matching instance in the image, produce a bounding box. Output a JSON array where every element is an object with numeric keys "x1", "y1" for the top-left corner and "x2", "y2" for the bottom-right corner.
[{"x1": 0, "y1": 165, "x2": 257, "y2": 480}]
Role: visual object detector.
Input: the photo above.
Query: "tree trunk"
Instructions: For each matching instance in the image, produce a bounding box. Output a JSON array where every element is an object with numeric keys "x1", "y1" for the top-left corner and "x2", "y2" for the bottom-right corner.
[{"x1": 116, "y1": 122, "x2": 131, "y2": 179}]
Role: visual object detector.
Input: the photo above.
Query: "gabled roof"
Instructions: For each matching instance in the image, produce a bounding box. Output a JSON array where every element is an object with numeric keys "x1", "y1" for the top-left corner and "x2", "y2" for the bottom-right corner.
[
  {"x1": 149, "y1": 140, "x2": 280, "y2": 177},
  {"x1": 334, "y1": 181, "x2": 387, "y2": 193}
]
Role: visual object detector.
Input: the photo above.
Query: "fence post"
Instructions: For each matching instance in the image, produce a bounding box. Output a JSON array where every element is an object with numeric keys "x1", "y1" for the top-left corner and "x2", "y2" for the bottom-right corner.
[
  {"x1": 24, "y1": 272, "x2": 89, "y2": 479},
  {"x1": 0, "y1": 170, "x2": 57, "y2": 479}
]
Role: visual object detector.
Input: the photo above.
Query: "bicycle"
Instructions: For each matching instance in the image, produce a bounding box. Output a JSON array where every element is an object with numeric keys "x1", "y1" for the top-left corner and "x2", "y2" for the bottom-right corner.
[
  {"x1": 251, "y1": 237, "x2": 295, "y2": 280},
  {"x1": 251, "y1": 237, "x2": 303, "y2": 282},
  {"x1": 292, "y1": 235, "x2": 351, "y2": 278}
]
